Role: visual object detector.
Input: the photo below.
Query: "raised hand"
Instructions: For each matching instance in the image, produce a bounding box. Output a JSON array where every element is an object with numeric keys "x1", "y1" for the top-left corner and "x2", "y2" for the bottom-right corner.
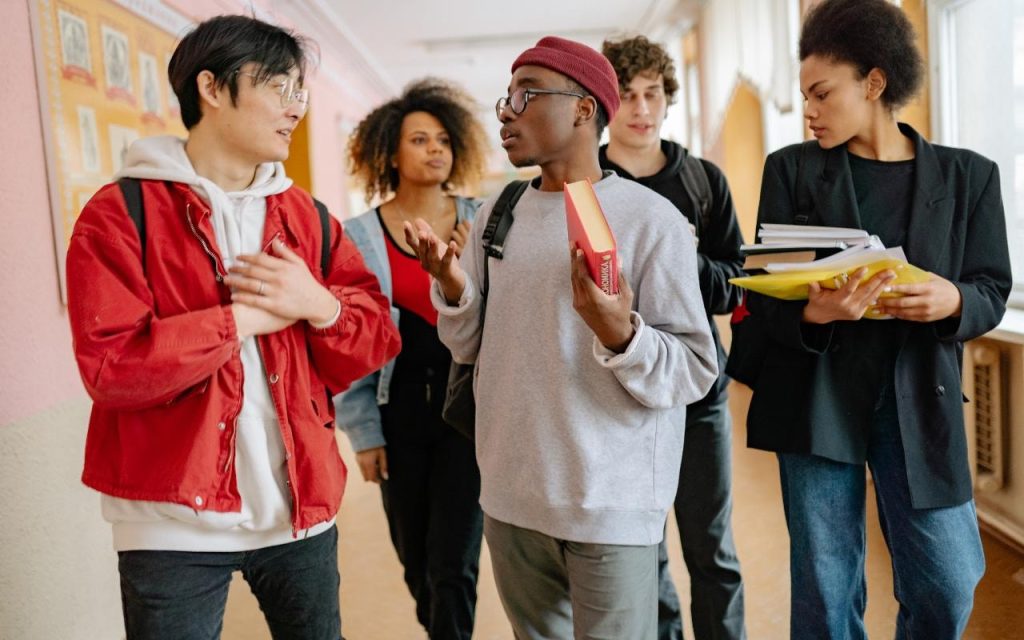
[
  {"x1": 403, "y1": 218, "x2": 466, "y2": 304},
  {"x1": 878, "y1": 274, "x2": 962, "y2": 322},
  {"x1": 801, "y1": 267, "x2": 897, "y2": 324},
  {"x1": 569, "y1": 247, "x2": 635, "y2": 353}
]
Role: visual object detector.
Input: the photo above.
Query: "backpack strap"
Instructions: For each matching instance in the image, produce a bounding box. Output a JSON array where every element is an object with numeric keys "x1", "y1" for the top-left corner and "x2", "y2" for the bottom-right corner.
[
  {"x1": 311, "y1": 197, "x2": 331, "y2": 279},
  {"x1": 678, "y1": 153, "x2": 713, "y2": 233},
  {"x1": 482, "y1": 180, "x2": 529, "y2": 261},
  {"x1": 116, "y1": 179, "x2": 332, "y2": 280},
  {"x1": 793, "y1": 140, "x2": 831, "y2": 225},
  {"x1": 117, "y1": 177, "x2": 146, "y2": 272},
  {"x1": 480, "y1": 179, "x2": 530, "y2": 297},
  {"x1": 117, "y1": 177, "x2": 144, "y2": 238}
]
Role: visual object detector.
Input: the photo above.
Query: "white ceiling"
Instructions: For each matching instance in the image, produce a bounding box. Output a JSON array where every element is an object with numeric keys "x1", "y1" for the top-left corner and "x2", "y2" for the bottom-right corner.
[{"x1": 319, "y1": 0, "x2": 702, "y2": 154}]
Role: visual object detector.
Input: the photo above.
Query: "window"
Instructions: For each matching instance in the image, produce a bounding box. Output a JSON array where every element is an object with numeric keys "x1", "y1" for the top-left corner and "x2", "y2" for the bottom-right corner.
[{"x1": 929, "y1": 0, "x2": 1023, "y2": 301}]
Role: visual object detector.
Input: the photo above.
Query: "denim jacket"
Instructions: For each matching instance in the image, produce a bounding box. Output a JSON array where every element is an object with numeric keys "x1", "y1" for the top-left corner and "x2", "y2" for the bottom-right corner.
[{"x1": 334, "y1": 196, "x2": 480, "y2": 451}]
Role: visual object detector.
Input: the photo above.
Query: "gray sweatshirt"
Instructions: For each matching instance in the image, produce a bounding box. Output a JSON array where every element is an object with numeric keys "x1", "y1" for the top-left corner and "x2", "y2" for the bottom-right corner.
[{"x1": 431, "y1": 173, "x2": 718, "y2": 546}]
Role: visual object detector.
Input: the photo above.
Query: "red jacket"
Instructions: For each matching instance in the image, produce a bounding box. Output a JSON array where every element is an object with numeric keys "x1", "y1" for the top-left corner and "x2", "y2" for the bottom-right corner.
[{"x1": 67, "y1": 180, "x2": 400, "y2": 532}]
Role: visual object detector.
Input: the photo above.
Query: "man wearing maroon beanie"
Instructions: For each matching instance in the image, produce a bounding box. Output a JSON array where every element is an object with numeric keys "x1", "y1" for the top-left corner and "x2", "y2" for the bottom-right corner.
[{"x1": 406, "y1": 35, "x2": 717, "y2": 638}]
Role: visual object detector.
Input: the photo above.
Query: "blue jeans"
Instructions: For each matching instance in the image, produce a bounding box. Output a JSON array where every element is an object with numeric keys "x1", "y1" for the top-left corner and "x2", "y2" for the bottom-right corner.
[
  {"x1": 658, "y1": 391, "x2": 746, "y2": 640},
  {"x1": 118, "y1": 525, "x2": 342, "y2": 640},
  {"x1": 778, "y1": 388, "x2": 984, "y2": 640}
]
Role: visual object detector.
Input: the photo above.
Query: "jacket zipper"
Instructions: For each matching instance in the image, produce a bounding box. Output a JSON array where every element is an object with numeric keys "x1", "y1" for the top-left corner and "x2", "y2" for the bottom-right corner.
[
  {"x1": 262, "y1": 231, "x2": 281, "y2": 254},
  {"x1": 185, "y1": 203, "x2": 228, "y2": 282}
]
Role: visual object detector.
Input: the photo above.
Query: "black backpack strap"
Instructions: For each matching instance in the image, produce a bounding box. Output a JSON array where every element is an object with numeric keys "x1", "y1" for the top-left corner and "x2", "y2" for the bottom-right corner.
[
  {"x1": 793, "y1": 140, "x2": 830, "y2": 225},
  {"x1": 678, "y1": 153, "x2": 713, "y2": 232},
  {"x1": 117, "y1": 177, "x2": 145, "y2": 271},
  {"x1": 482, "y1": 180, "x2": 529, "y2": 260},
  {"x1": 312, "y1": 198, "x2": 331, "y2": 279},
  {"x1": 480, "y1": 180, "x2": 529, "y2": 297},
  {"x1": 119, "y1": 177, "x2": 146, "y2": 251}
]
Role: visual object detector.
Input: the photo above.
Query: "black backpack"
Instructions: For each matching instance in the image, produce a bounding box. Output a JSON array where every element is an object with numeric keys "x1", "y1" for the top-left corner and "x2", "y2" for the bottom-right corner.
[
  {"x1": 679, "y1": 153, "x2": 714, "y2": 239},
  {"x1": 116, "y1": 177, "x2": 332, "y2": 278},
  {"x1": 724, "y1": 141, "x2": 826, "y2": 386},
  {"x1": 441, "y1": 179, "x2": 530, "y2": 440}
]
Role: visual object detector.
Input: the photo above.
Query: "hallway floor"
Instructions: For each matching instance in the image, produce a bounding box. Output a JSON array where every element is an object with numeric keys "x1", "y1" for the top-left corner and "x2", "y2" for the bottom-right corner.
[{"x1": 222, "y1": 384, "x2": 1024, "y2": 639}]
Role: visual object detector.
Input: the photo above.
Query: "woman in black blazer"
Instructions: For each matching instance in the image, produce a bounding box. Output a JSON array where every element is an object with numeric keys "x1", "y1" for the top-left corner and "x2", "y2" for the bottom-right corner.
[{"x1": 742, "y1": 1, "x2": 1012, "y2": 638}]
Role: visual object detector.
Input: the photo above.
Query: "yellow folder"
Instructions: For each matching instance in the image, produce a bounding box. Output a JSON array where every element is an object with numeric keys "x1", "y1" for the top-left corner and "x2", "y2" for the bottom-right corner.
[{"x1": 729, "y1": 258, "x2": 932, "y2": 304}]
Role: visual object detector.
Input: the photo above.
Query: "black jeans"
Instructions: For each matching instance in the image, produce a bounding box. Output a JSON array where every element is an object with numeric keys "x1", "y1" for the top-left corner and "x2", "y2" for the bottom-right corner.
[
  {"x1": 381, "y1": 381, "x2": 483, "y2": 640},
  {"x1": 118, "y1": 525, "x2": 341, "y2": 640},
  {"x1": 658, "y1": 391, "x2": 746, "y2": 640}
]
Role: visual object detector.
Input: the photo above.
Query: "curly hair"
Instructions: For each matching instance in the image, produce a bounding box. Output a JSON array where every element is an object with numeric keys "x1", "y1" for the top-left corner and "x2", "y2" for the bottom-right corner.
[
  {"x1": 799, "y1": 0, "x2": 924, "y2": 111},
  {"x1": 348, "y1": 78, "x2": 489, "y2": 203},
  {"x1": 601, "y1": 35, "x2": 680, "y2": 104}
]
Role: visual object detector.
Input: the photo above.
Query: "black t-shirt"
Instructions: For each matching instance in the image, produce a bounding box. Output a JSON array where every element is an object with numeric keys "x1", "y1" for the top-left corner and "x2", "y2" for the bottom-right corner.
[
  {"x1": 844, "y1": 152, "x2": 915, "y2": 413},
  {"x1": 849, "y1": 153, "x2": 914, "y2": 249}
]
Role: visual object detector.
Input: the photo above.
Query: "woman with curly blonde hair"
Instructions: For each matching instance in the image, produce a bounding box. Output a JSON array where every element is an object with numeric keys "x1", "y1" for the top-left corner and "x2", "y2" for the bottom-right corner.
[{"x1": 335, "y1": 78, "x2": 489, "y2": 639}]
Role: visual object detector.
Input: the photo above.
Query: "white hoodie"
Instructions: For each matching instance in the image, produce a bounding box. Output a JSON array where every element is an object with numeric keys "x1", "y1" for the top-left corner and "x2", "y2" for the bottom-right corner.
[{"x1": 102, "y1": 136, "x2": 334, "y2": 551}]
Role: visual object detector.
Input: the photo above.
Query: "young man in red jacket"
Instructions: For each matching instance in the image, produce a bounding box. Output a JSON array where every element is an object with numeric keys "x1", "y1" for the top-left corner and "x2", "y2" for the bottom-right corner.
[{"x1": 66, "y1": 15, "x2": 399, "y2": 639}]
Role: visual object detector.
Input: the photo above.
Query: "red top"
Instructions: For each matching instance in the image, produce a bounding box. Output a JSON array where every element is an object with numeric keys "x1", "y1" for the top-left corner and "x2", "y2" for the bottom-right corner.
[{"x1": 381, "y1": 211, "x2": 439, "y2": 326}]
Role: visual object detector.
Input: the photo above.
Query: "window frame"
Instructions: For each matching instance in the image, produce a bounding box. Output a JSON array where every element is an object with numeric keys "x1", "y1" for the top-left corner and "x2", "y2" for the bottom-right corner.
[{"x1": 928, "y1": 0, "x2": 1023, "y2": 306}]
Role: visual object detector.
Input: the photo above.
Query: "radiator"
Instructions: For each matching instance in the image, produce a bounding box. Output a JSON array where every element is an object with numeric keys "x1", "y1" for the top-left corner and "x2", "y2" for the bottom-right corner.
[{"x1": 965, "y1": 343, "x2": 1007, "y2": 492}]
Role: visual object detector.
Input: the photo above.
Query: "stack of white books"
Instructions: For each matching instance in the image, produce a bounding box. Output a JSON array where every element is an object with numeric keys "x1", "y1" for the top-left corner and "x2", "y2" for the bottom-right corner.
[{"x1": 741, "y1": 224, "x2": 884, "y2": 271}]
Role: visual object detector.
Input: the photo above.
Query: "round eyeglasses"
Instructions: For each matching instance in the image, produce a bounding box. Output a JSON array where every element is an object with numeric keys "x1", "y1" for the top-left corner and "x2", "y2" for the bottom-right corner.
[
  {"x1": 495, "y1": 87, "x2": 586, "y2": 119},
  {"x1": 237, "y1": 71, "x2": 309, "y2": 110}
]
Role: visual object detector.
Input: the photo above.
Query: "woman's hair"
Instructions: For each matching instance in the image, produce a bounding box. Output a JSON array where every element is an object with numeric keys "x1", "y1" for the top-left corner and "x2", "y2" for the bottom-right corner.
[
  {"x1": 348, "y1": 78, "x2": 489, "y2": 202},
  {"x1": 799, "y1": 0, "x2": 924, "y2": 110},
  {"x1": 601, "y1": 35, "x2": 679, "y2": 105}
]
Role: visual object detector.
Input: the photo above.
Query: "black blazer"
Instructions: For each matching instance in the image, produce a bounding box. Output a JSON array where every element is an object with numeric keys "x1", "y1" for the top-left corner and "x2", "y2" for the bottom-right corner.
[{"x1": 745, "y1": 124, "x2": 1011, "y2": 509}]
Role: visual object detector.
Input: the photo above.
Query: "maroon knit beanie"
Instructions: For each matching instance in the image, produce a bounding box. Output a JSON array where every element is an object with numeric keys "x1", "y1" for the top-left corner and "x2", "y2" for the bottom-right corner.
[{"x1": 511, "y1": 36, "x2": 620, "y2": 121}]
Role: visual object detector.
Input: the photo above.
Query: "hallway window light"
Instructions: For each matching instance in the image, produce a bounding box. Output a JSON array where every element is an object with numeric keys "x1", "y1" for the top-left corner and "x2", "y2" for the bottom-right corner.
[{"x1": 929, "y1": 0, "x2": 1022, "y2": 300}]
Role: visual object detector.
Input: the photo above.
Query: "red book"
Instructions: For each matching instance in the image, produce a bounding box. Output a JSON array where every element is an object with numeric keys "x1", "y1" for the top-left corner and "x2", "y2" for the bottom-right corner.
[{"x1": 564, "y1": 178, "x2": 619, "y2": 295}]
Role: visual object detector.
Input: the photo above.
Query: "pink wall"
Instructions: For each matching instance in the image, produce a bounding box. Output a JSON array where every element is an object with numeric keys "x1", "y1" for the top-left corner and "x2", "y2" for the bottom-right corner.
[
  {"x1": 0, "y1": 0, "x2": 386, "y2": 426},
  {"x1": 0, "y1": 0, "x2": 83, "y2": 426}
]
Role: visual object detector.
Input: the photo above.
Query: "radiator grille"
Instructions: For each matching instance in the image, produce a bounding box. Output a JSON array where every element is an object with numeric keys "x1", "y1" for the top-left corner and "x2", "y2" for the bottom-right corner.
[{"x1": 969, "y1": 344, "x2": 1005, "y2": 492}]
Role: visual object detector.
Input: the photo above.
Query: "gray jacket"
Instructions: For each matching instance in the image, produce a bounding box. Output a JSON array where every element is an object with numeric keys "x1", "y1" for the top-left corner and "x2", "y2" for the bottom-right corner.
[{"x1": 334, "y1": 197, "x2": 480, "y2": 451}]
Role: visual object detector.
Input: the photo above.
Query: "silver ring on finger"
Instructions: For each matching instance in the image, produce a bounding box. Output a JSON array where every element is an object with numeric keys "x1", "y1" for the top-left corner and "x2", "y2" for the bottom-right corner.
[{"x1": 257, "y1": 280, "x2": 265, "y2": 296}]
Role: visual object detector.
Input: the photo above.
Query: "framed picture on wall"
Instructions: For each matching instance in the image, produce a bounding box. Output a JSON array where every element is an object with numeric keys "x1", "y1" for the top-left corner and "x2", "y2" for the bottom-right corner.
[
  {"x1": 101, "y1": 25, "x2": 134, "y2": 103},
  {"x1": 58, "y1": 9, "x2": 93, "y2": 83},
  {"x1": 139, "y1": 52, "x2": 161, "y2": 116},
  {"x1": 77, "y1": 106, "x2": 100, "y2": 174},
  {"x1": 28, "y1": 0, "x2": 192, "y2": 302}
]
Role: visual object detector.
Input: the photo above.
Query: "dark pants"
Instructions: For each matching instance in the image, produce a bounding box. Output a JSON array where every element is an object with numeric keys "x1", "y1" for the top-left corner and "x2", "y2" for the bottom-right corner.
[
  {"x1": 118, "y1": 525, "x2": 341, "y2": 640},
  {"x1": 658, "y1": 391, "x2": 746, "y2": 640},
  {"x1": 381, "y1": 383, "x2": 484, "y2": 640}
]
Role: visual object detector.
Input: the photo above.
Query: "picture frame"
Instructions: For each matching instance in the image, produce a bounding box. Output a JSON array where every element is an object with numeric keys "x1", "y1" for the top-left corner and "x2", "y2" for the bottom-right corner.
[{"x1": 28, "y1": 0, "x2": 192, "y2": 302}]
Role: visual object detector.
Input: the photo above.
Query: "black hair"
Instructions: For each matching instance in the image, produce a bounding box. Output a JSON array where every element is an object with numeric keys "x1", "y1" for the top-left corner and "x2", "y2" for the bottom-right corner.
[
  {"x1": 348, "y1": 78, "x2": 489, "y2": 203},
  {"x1": 566, "y1": 79, "x2": 609, "y2": 141},
  {"x1": 168, "y1": 15, "x2": 317, "y2": 129},
  {"x1": 799, "y1": 0, "x2": 924, "y2": 110}
]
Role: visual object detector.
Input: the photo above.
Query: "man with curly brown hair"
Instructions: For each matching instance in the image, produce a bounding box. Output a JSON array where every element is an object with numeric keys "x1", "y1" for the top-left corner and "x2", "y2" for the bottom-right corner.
[{"x1": 601, "y1": 35, "x2": 747, "y2": 640}]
